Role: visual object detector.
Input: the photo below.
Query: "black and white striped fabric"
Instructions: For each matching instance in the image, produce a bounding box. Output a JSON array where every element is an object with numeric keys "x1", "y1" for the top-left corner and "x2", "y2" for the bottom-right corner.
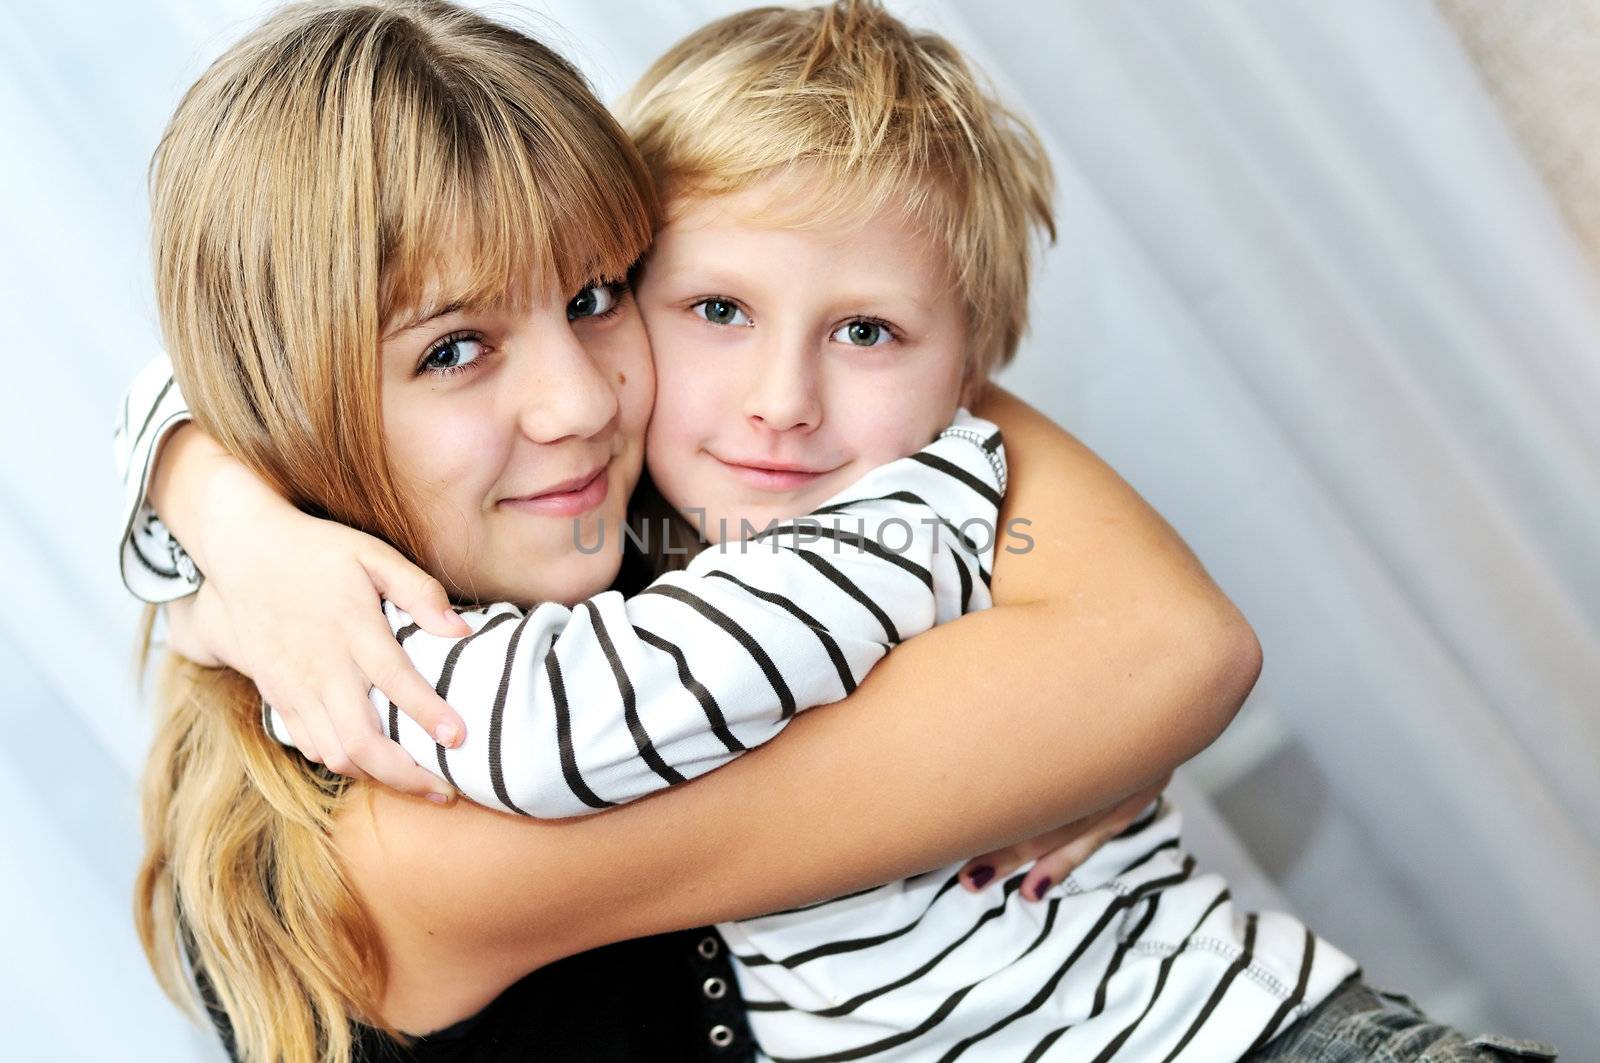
[
  {"x1": 723, "y1": 796, "x2": 1358, "y2": 1062},
  {"x1": 115, "y1": 355, "x2": 1358, "y2": 1059}
]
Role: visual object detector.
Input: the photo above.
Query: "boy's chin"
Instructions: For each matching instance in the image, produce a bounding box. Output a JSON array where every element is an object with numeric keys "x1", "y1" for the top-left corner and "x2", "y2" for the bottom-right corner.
[{"x1": 693, "y1": 499, "x2": 823, "y2": 544}]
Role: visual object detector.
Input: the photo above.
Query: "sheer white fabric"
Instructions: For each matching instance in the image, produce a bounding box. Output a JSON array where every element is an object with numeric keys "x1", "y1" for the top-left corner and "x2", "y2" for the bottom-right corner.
[{"x1": 2, "y1": 1, "x2": 1592, "y2": 1057}]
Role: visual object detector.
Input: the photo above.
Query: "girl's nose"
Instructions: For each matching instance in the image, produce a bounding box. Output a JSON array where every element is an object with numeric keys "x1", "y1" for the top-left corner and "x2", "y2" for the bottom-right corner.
[{"x1": 515, "y1": 325, "x2": 620, "y2": 445}]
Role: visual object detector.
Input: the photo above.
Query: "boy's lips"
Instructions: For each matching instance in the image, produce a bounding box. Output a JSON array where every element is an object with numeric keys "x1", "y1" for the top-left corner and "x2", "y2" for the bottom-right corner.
[{"x1": 711, "y1": 453, "x2": 842, "y2": 492}]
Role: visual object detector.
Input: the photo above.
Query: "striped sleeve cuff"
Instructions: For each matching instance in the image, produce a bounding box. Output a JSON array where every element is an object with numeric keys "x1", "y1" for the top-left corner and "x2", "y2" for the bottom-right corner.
[
  {"x1": 114, "y1": 353, "x2": 201, "y2": 603},
  {"x1": 937, "y1": 408, "x2": 1007, "y2": 497}
]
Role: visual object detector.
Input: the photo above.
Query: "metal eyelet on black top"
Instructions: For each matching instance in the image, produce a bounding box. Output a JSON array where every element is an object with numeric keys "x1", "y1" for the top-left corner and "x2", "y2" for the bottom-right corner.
[
  {"x1": 708, "y1": 1024, "x2": 735, "y2": 1048},
  {"x1": 702, "y1": 976, "x2": 728, "y2": 1000},
  {"x1": 697, "y1": 935, "x2": 720, "y2": 959}
]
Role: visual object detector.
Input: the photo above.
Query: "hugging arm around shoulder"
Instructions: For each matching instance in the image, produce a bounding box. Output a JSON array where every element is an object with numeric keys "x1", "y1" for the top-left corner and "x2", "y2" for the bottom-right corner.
[{"x1": 114, "y1": 354, "x2": 1006, "y2": 817}]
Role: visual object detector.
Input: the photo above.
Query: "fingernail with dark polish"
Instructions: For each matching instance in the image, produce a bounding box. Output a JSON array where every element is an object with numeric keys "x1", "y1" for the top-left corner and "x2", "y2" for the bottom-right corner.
[
  {"x1": 967, "y1": 865, "x2": 994, "y2": 889},
  {"x1": 1031, "y1": 877, "x2": 1052, "y2": 900}
]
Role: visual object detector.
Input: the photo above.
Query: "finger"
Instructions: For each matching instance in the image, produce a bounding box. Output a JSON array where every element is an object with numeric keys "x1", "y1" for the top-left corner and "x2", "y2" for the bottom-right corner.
[
  {"x1": 960, "y1": 833, "x2": 1063, "y2": 892},
  {"x1": 362, "y1": 544, "x2": 470, "y2": 638},
  {"x1": 356, "y1": 742, "x2": 457, "y2": 805},
  {"x1": 273, "y1": 706, "x2": 323, "y2": 766},
  {"x1": 961, "y1": 783, "x2": 1174, "y2": 896},
  {"x1": 359, "y1": 636, "x2": 465, "y2": 748},
  {"x1": 297, "y1": 700, "x2": 368, "y2": 781},
  {"x1": 1021, "y1": 805, "x2": 1151, "y2": 902},
  {"x1": 1022, "y1": 830, "x2": 1108, "y2": 901},
  {"x1": 329, "y1": 704, "x2": 456, "y2": 804},
  {"x1": 959, "y1": 853, "x2": 1005, "y2": 891},
  {"x1": 973, "y1": 807, "x2": 1125, "y2": 896}
]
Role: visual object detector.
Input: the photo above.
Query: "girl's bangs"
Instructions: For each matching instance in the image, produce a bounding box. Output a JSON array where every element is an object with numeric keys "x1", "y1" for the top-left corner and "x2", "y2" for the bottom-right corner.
[{"x1": 377, "y1": 75, "x2": 655, "y2": 328}]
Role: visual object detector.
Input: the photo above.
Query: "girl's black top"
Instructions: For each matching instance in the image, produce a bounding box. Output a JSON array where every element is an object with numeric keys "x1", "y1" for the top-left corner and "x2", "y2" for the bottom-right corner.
[
  {"x1": 194, "y1": 927, "x2": 757, "y2": 1062},
  {"x1": 196, "y1": 550, "x2": 758, "y2": 1060}
]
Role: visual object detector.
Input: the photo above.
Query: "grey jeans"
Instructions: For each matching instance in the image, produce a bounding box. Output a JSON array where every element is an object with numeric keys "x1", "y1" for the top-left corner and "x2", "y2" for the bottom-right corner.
[{"x1": 1238, "y1": 976, "x2": 1559, "y2": 1062}]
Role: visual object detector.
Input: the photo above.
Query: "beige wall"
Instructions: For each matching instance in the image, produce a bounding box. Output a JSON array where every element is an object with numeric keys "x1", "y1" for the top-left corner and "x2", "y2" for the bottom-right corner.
[{"x1": 1433, "y1": 0, "x2": 1600, "y2": 268}]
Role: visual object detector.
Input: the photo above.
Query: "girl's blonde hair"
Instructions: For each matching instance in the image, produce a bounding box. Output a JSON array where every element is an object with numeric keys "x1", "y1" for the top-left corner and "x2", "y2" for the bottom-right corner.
[
  {"x1": 616, "y1": 0, "x2": 1055, "y2": 398},
  {"x1": 133, "y1": 2, "x2": 656, "y2": 1060}
]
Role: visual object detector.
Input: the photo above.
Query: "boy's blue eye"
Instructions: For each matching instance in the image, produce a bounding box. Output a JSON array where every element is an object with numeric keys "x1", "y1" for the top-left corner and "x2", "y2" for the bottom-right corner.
[
  {"x1": 568, "y1": 283, "x2": 620, "y2": 320},
  {"x1": 831, "y1": 320, "x2": 892, "y2": 347},
  {"x1": 692, "y1": 298, "x2": 750, "y2": 327},
  {"x1": 420, "y1": 333, "x2": 486, "y2": 375}
]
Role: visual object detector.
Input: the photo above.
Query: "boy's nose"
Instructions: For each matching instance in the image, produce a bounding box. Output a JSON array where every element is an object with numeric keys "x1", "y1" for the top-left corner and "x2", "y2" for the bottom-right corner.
[
  {"x1": 743, "y1": 345, "x2": 822, "y2": 434},
  {"x1": 515, "y1": 328, "x2": 620, "y2": 444}
]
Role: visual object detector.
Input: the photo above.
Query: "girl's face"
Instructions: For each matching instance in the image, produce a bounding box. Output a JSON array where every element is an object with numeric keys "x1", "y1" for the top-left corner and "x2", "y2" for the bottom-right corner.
[{"x1": 379, "y1": 273, "x2": 652, "y2": 606}]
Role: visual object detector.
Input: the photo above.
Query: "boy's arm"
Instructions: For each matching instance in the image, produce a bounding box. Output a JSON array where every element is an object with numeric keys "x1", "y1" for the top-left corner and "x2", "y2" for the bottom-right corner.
[
  {"x1": 114, "y1": 357, "x2": 1001, "y2": 814},
  {"x1": 281, "y1": 417, "x2": 1005, "y2": 818},
  {"x1": 113, "y1": 355, "x2": 470, "y2": 801},
  {"x1": 113, "y1": 354, "x2": 202, "y2": 603}
]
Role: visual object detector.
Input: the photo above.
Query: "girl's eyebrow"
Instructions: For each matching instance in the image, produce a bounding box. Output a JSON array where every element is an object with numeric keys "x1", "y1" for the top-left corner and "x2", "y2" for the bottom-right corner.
[{"x1": 384, "y1": 299, "x2": 466, "y2": 340}]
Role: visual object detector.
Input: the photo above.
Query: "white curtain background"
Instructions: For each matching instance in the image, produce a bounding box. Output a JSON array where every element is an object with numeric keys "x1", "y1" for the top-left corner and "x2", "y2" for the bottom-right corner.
[{"x1": 2, "y1": 1, "x2": 1595, "y2": 1058}]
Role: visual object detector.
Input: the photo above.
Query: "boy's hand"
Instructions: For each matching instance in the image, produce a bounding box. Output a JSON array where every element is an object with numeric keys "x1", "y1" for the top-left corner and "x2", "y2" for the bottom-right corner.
[
  {"x1": 165, "y1": 585, "x2": 229, "y2": 668},
  {"x1": 212, "y1": 511, "x2": 471, "y2": 804},
  {"x1": 153, "y1": 425, "x2": 471, "y2": 803},
  {"x1": 957, "y1": 772, "x2": 1172, "y2": 901}
]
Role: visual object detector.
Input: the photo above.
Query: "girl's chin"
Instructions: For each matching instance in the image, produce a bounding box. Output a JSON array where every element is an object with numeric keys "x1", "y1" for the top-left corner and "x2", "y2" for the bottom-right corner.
[
  {"x1": 537, "y1": 551, "x2": 624, "y2": 601},
  {"x1": 446, "y1": 546, "x2": 623, "y2": 608}
]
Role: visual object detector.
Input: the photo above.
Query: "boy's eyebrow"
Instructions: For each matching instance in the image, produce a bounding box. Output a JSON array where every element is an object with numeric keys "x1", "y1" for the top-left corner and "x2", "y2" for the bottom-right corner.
[
  {"x1": 654, "y1": 263, "x2": 938, "y2": 314},
  {"x1": 384, "y1": 299, "x2": 467, "y2": 340},
  {"x1": 887, "y1": 287, "x2": 938, "y2": 314},
  {"x1": 838, "y1": 285, "x2": 940, "y2": 317}
]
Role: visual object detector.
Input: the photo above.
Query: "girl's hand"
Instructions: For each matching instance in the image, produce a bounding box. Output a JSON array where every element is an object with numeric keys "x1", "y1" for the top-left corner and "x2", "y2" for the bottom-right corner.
[
  {"x1": 958, "y1": 772, "x2": 1173, "y2": 901},
  {"x1": 152, "y1": 424, "x2": 471, "y2": 803}
]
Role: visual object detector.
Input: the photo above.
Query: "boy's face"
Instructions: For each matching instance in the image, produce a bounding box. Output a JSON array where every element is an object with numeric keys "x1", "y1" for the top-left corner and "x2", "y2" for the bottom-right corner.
[{"x1": 636, "y1": 179, "x2": 968, "y2": 542}]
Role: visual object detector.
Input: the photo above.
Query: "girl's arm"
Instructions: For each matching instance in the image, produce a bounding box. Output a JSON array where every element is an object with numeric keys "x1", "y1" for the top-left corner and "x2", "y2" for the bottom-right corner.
[{"x1": 341, "y1": 388, "x2": 1260, "y2": 995}]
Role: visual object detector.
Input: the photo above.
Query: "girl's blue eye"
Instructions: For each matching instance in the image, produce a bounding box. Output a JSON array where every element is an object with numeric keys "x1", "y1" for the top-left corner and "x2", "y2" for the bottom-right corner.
[
  {"x1": 568, "y1": 283, "x2": 621, "y2": 320},
  {"x1": 420, "y1": 333, "x2": 486, "y2": 375},
  {"x1": 692, "y1": 298, "x2": 751, "y2": 327},
  {"x1": 831, "y1": 319, "x2": 893, "y2": 347}
]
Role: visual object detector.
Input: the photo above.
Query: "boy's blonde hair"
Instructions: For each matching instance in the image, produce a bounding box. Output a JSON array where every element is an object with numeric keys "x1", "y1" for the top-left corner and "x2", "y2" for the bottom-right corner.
[
  {"x1": 617, "y1": 0, "x2": 1055, "y2": 396},
  {"x1": 135, "y1": 3, "x2": 655, "y2": 1061}
]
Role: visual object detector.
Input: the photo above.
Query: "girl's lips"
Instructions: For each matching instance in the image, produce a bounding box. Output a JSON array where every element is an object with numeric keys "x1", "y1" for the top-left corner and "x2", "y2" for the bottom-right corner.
[
  {"x1": 713, "y1": 455, "x2": 835, "y2": 492},
  {"x1": 500, "y1": 465, "x2": 609, "y2": 517}
]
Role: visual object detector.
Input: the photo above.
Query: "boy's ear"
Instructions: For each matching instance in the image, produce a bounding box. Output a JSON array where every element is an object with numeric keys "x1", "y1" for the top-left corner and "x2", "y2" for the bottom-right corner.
[{"x1": 958, "y1": 370, "x2": 987, "y2": 411}]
